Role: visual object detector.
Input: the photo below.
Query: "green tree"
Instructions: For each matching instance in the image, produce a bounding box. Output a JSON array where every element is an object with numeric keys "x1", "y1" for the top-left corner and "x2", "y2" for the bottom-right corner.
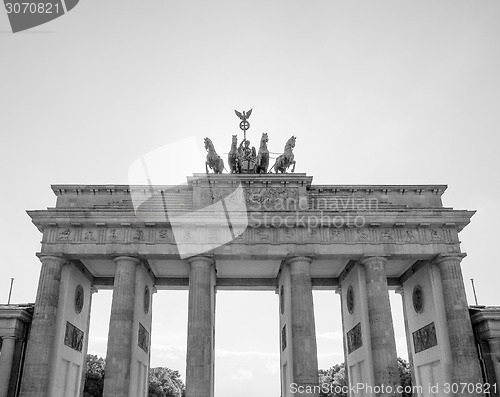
[
  {"x1": 398, "y1": 357, "x2": 413, "y2": 397},
  {"x1": 319, "y1": 358, "x2": 413, "y2": 397},
  {"x1": 82, "y1": 355, "x2": 185, "y2": 397},
  {"x1": 148, "y1": 367, "x2": 185, "y2": 397},
  {"x1": 83, "y1": 355, "x2": 105, "y2": 397},
  {"x1": 318, "y1": 363, "x2": 347, "y2": 397}
]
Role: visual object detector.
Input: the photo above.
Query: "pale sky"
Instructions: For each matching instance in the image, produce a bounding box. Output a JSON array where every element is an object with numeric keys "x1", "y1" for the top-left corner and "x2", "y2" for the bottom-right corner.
[{"x1": 1, "y1": 1, "x2": 500, "y2": 396}]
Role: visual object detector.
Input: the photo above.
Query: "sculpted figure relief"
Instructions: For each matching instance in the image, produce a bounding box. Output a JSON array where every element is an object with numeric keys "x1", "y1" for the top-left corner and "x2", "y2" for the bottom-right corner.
[
  {"x1": 238, "y1": 139, "x2": 256, "y2": 173},
  {"x1": 226, "y1": 132, "x2": 271, "y2": 174}
]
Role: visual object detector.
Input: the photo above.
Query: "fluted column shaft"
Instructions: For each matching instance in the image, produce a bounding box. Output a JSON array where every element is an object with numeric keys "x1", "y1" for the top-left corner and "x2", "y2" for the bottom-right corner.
[
  {"x1": 437, "y1": 254, "x2": 483, "y2": 396},
  {"x1": 0, "y1": 336, "x2": 17, "y2": 397},
  {"x1": 335, "y1": 288, "x2": 349, "y2": 392},
  {"x1": 80, "y1": 287, "x2": 98, "y2": 397},
  {"x1": 289, "y1": 256, "x2": 319, "y2": 395},
  {"x1": 361, "y1": 256, "x2": 400, "y2": 397},
  {"x1": 186, "y1": 256, "x2": 216, "y2": 397},
  {"x1": 395, "y1": 288, "x2": 416, "y2": 386},
  {"x1": 103, "y1": 256, "x2": 139, "y2": 397},
  {"x1": 19, "y1": 255, "x2": 65, "y2": 397},
  {"x1": 488, "y1": 338, "x2": 500, "y2": 390}
]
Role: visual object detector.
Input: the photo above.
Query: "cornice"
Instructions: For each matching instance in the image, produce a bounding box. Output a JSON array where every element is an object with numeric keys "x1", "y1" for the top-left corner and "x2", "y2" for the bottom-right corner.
[{"x1": 26, "y1": 208, "x2": 475, "y2": 229}]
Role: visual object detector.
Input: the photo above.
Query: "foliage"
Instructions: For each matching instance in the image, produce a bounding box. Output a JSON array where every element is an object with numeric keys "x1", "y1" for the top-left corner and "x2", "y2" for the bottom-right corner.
[
  {"x1": 319, "y1": 358, "x2": 413, "y2": 397},
  {"x1": 398, "y1": 357, "x2": 413, "y2": 397},
  {"x1": 318, "y1": 363, "x2": 348, "y2": 397},
  {"x1": 82, "y1": 355, "x2": 185, "y2": 397},
  {"x1": 83, "y1": 355, "x2": 105, "y2": 397},
  {"x1": 148, "y1": 367, "x2": 185, "y2": 397}
]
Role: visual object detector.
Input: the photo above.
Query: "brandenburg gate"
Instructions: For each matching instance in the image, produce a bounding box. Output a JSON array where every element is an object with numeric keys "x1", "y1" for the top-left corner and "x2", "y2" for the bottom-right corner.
[{"x1": 18, "y1": 171, "x2": 487, "y2": 397}]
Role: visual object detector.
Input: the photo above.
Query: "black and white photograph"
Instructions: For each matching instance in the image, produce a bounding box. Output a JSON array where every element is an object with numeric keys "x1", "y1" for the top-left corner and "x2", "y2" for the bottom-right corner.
[{"x1": 1, "y1": 1, "x2": 499, "y2": 396}]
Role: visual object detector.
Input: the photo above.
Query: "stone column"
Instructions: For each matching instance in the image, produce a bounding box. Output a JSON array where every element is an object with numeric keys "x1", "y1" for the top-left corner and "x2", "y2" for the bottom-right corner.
[
  {"x1": 0, "y1": 336, "x2": 17, "y2": 397},
  {"x1": 288, "y1": 256, "x2": 319, "y2": 395},
  {"x1": 395, "y1": 287, "x2": 415, "y2": 386},
  {"x1": 488, "y1": 338, "x2": 500, "y2": 391},
  {"x1": 103, "y1": 256, "x2": 140, "y2": 397},
  {"x1": 436, "y1": 254, "x2": 483, "y2": 395},
  {"x1": 334, "y1": 288, "x2": 350, "y2": 397},
  {"x1": 360, "y1": 256, "x2": 400, "y2": 396},
  {"x1": 19, "y1": 255, "x2": 66, "y2": 397},
  {"x1": 488, "y1": 338, "x2": 500, "y2": 395},
  {"x1": 185, "y1": 256, "x2": 216, "y2": 397},
  {"x1": 80, "y1": 287, "x2": 98, "y2": 397}
]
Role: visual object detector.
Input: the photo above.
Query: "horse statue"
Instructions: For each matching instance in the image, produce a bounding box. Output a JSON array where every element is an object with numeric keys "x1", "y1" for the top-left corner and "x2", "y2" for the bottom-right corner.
[
  {"x1": 228, "y1": 135, "x2": 241, "y2": 173},
  {"x1": 204, "y1": 137, "x2": 225, "y2": 174},
  {"x1": 269, "y1": 135, "x2": 296, "y2": 173},
  {"x1": 254, "y1": 133, "x2": 269, "y2": 174}
]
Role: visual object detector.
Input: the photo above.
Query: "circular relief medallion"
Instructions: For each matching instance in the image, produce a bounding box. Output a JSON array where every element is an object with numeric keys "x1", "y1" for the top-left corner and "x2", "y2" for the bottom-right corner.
[
  {"x1": 412, "y1": 285, "x2": 424, "y2": 313},
  {"x1": 144, "y1": 286, "x2": 150, "y2": 314},
  {"x1": 346, "y1": 286, "x2": 354, "y2": 314},
  {"x1": 75, "y1": 285, "x2": 84, "y2": 314}
]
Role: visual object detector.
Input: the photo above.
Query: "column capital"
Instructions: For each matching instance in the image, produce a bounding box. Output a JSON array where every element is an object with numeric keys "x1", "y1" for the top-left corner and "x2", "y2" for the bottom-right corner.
[
  {"x1": 394, "y1": 286, "x2": 404, "y2": 295},
  {"x1": 434, "y1": 253, "x2": 467, "y2": 265},
  {"x1": 284, "y1": 256, "x2": 314, "y2": 266},
  {"x1": 36, "y1": 254, "x2": 67, "y2": 265},
  {"x1": 114, "y1": 256, "x2": 141, "y2": 265},
  {"x1": 0, "y1": 335, "x2": 17, "y2": 341},
  {"x1": 359, "y1": 256, "x2": 389, "y2": 267},
  {"x1": 187, "y1": 255, "x2": 215, "y2": 265}
]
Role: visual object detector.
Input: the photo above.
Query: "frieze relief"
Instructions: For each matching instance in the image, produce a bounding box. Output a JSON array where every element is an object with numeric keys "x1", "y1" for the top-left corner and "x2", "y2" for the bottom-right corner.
[
  {"x1": 304, "y1": 228, "x2": 319, "y2": 243},
  {"x1": 330, "y1": 228, "x2": 345, "y2": 242},
  {"x1": 107, "y1": 228, "x2": 121, "y2": 241},
  {"x1": 355, "y1": 229, "x2": 369, "y2": 242},
  {"x1": 138, "y1": 323, "x2": 149, "y2": 354},
  {"x1": 413, "y1": 322, "x2": 438, "y2": 353},
  {"x1": 58, "y1": 228, "x2": 72, "y2": 241},
  {"x1": 233, "y1": 233, "x2": 245, "y2": 243},
  {"x1": 347, "y1": 323, "x2": 363, "y2": 354},
  {"x1": 157, "y1": 228, "x2": 175, "y2": 242},
  {"x1": 64, "y1": 322, "x2": 84, "y2": 353},
  {"x1": 281, "y1": 228, "x2": 296, "y2": 243},
  {"x1": 380, "y1": 230, "x2": 395, "y2": 241},
  {"x1": 43, "y1": 225, "x2": 457, "y2": 246},
  {"x1": 83, "y1": 229, "x2": 97, "y2": 241},
  {"x1": 430, "y1": 229, "x2": 443, "y2": 241},
  {"x1": 255, "y1": 228, "x2": 272, "y2": 243},
  {"x1": 132, "y1": 229, "x2": 145, "y2": 241},
  {"x1": 200, "y1": 186, "x2": 300, "y2": 209},
  {"x1": 208, "y1": 228, "x2": 219, "y2": 242},
  {"x1": 403, "y1": 229, "x2": 417, "y2": 243}
]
